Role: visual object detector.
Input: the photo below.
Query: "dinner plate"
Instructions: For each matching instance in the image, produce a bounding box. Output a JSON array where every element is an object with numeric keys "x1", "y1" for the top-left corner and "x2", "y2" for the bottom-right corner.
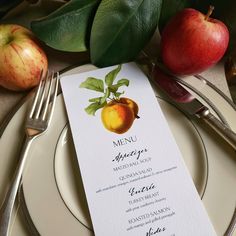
[{"x1": 0, "y1": 64, "x2": 236, "y2": 236}]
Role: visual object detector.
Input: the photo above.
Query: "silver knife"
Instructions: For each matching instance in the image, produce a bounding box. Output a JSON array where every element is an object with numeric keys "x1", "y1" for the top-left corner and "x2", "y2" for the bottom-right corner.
[
  {"x1": 225, "y1": 56, "x2": 236, "y2": 103},
  {"x1": 151, "y1": 65, "x2": 236, "y2": 151}
]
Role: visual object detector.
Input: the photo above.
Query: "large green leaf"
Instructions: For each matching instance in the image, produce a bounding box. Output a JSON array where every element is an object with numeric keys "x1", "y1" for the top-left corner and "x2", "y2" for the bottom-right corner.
[
  {"x1": 90, "y1": 0, "x2": 162, "y2": 67},
  {"x1": 31, "y1": 0, "x2": 100, "y2": 52},
  {"x1": 159, "y1": 0, "x2": 192, "y2": 32},
  {"x1": 0, "y1": 0, "x2": 23, "y2": 18}
]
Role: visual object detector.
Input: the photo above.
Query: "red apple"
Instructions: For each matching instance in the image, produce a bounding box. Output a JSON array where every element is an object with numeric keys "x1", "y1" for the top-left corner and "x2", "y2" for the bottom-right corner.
[
  {"x1": 161, "y1": 6, "x2": 229, "y2": 75},
  {"x1": 0, "y1": 24, "x2": 48, "y2": 91}
]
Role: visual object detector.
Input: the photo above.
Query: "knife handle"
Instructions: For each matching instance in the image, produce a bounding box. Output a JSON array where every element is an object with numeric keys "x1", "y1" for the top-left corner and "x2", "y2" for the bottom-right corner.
[{"x1": 197, "y1": 108, "x2": 236, "y2": 150}]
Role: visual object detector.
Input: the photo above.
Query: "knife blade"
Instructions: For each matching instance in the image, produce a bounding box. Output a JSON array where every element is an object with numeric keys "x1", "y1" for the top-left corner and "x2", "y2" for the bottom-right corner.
[
  {"x1": 225, "y1": 56, "x2": 236, "y2": 103},
  {"x1": 151, "y1": 65, "x2": 236, "y2": 150}
]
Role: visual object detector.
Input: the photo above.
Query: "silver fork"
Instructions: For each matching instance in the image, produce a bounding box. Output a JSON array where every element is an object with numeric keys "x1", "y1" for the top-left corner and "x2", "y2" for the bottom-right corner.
[{"x1": 0, "y1": 71, "x2": 59, "y2": 236}]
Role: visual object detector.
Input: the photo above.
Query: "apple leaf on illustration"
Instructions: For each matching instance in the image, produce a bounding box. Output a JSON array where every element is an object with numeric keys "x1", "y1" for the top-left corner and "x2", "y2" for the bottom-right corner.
[
  {"x1": 90, "y1": 0, "x2": 162, "y2": 67},
  {"x1": 88, "y1": 91, "x2": 109, "y2": 104},
  {"x1": 80, "y1": 65, "x2": 130, "y2": 115},
  {"x1": 101, "y1": 88, "x2": 111, "y2": 103},
  {"x1": 113, "y1": 91, "x2": 124, "y2": 98},
  {"x1": 109, "y1": 79, "x2": 129, "y2": 93},
  {"x1": 80, "y1": 77, "x2": 104, "y2": 92},
  {"x1": 85, "y1": 102, "x2": 105, "y2": 115},
  {"x1": 117, "y1": 79, "x2": 129, "y2": 87},
  {"x1": 105, "y1": 65, "x2": 121, "y2": 86},
  {"x1": 31, "y1": 0, "x2": 100, "y2": 52},
  {"x1": 89, "y1": 97, "x2": 103, "y2": 102},
  {"x1": 0, "y1": 0, "x2": 23, "y2": 18}
]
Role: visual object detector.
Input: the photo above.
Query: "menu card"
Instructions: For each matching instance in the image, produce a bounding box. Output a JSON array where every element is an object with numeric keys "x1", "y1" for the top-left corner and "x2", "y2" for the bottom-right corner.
[{"x1": 60, "y1": 63, "x2": 216, "y2": 236}]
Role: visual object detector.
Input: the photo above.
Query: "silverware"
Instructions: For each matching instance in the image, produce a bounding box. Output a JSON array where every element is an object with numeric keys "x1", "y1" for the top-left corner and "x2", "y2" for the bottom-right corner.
[
  {"x1": 150, "y1": 65, "x2": 236, "y2": 151},
  {"x1": 225, "y1": 56, "x2": 236, "y2": 103},
  {"x1": 137, "y1": 54, "x2": 236, "y2": 235},
  {"x1": 0, "y1": 71, "x2": 59, "y2": 236}
]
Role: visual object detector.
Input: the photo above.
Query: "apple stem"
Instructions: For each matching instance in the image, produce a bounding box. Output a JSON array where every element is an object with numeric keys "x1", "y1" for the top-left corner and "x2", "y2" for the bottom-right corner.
[{"x1": 205, "y1": 5, "x2": 214, "y2": 21}]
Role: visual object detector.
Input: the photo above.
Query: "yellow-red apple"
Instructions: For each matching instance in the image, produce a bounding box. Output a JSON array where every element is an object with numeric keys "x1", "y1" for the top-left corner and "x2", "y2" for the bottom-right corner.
[
  {"x1": 0, "y1": 24, "x2": 48, "y2": 91},
  {"x1": 101, "y1": 98, "x2": 139, "y2": 134}
]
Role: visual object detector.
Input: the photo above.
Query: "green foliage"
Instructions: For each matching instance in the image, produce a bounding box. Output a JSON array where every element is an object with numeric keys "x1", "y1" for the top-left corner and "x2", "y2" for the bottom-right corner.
[
  {"x1": 29, "y1": 0, "x2": 236, "y2": 65},
  {"x1": 109, "y1": 79, "x2": 129, "y2": 93},
  {"x1": 80, "y1": 65, "x2": 129, "y2": 115},
  {"x1": 30, "y1": 0, "x2": 162, "y2": 66},
  {"x1": 80, "y1": 77, "x2": 104, "y2": 92},
  {"x1": 85, "y1": 102, "x2": 105, "y2": 115},
  {"x1": 31, "y1": 0, "x2": 100, "y2": 52},
  {"x1": 105, "y1": 65, "x2": 121, "y2": 86},
  {"x1": 90, "y1": 0, "x2": 162, "y2": 67}
]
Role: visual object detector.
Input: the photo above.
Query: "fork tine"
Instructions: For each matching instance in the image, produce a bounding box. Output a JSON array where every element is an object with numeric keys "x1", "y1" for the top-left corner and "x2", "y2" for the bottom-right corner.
[
  {"x1": 34, "y1": 73, "x2": 49, "y2": 119},
  {"x1": 29, "y1": 71, "x2": 45, "y2": 118},
  {"x1": 41, "y1": 72, "x2": 59, "y2": 123},
  {"x1": 41, "y1": 72, "x2": 54, "y2": 120},
  {"x1": 47, "y1": 72, "x2": 59, "y2": 123}
]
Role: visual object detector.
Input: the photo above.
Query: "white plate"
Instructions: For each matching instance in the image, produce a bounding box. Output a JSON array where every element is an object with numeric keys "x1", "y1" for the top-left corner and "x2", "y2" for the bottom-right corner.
[{"x1": 0, "y1": 65, "x2": 236, "y2": 236}]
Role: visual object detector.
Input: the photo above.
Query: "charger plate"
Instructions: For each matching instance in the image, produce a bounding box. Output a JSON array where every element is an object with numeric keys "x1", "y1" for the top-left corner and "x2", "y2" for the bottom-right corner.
[{"x1": 0, "y1": 64, "x2": 236, "y2": 236}]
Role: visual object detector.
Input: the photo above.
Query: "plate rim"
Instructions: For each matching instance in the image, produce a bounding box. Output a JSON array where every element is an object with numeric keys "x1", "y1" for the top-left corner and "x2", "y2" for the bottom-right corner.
[
  {"x1": 51, "y1": 94, "x2": 210, "y2": 227},
  {"x1": 23, "y1": 65, "x2": 236, "y2": 235},
  {"x1": 1, "y1": 63, "x2": 236, "y2": 236}
]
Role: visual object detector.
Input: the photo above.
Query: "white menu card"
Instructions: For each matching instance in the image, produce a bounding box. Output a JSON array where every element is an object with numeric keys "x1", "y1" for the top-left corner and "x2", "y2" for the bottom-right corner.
[{"x1": 60, "y1": 63, "x2": 216, "y2": 236}]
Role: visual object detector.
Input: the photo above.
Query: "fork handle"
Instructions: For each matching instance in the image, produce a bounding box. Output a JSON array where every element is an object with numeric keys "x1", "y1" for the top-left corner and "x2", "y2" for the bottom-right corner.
[{"x1": 0, "y1": 136, "x2": 33, "y2": 236}]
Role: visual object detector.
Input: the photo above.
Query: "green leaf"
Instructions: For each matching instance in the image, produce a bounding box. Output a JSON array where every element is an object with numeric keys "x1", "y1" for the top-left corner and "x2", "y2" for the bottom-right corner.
[
  {"x1": 89, "y1": 97, "x2": 103, "y2": 102},
  {"x1": 80, "y1": 77, "x2": 104, "y2": 92},
  {"x1": 85, "y1": 102, "x2": 105, "y2": 115},
  {"x1": 117, "y1": 78, "x2": 129, "y2": 87},
  {"x1": 109, "y1": 79, "x2": 129, "y2": 92},
  {"x1": 90, "y1": 0, "x2": 162, "y2": 67},
  {"x1": 159, "y1": 0, "x2": 192, "y2": 32},
  {"x1": 31, "y1": 0, "x2": 100, "y2": 52},
  {"x1": 114, "y1": 91, "x2": 124, "y2": 98},
  {"x1": 101, "y1": 88, "x2": 110, "y2": 103},
  {"x1": 0, "y1": 0, "x2": 23, "y2": 19},
  {"x1": 105, "y1": 65, "x2": 121, "y2": 86}
]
